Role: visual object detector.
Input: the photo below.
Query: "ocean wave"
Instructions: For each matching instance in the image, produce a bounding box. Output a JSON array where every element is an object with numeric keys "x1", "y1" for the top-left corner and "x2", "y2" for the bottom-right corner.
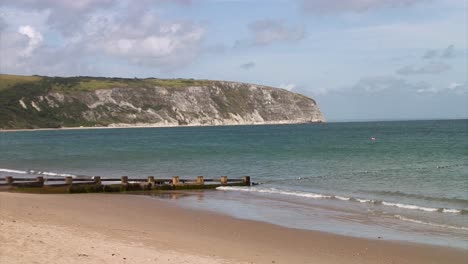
[
  {"x1": 354, "y1": 198, "x2": 374, "y2": 203},
  {"x1": 0, "y1": 167, "x2": 76, "y2": 177},
  {"x1": 216, "y1": 186, "x2": 466, "y2": 215},
  {"x1": 217, "y1": 186, "x2": 333, "y2": 199},
  {"x1": 28, "y1": 170, "x2": 76, "y2": 177},
  {"x1": 335, "y1": 196, "x2": 350, "y2": 201},
  {"x1": 381, "y1": 201, "x2": 439, "y2": 212},
  {"x1": 359, "y1": 190, "x2": 468, "y2": 206},
  {"x1": 394, "y1": 215, "x2": 468, "y2": 231},
  {"x1": 0, "y1": 168, "x2": 27, "y2": 174}
]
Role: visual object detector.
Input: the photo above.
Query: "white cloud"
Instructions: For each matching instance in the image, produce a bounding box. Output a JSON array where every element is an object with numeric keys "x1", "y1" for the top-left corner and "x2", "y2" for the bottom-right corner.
[
  {"x1": 349, "y1": 75, "x2": 431, "y2": 94},
  {"x1": 346, "y1": 20, "x2": 463, "y2": 50},
  {"x1": 442, "y1": 44, "x2": 455, "y2": 58},
  {"x1": 240, "y1": 61, "x2": 256, "y2": 70},
  {"x1": 422, "y1": 49, "x2": 438, "y2": 59},
  {"x1": 396, "y1": 62, "x2": 451, "y2": 75},
  {"x1": 301, "y1": 0, "x2": 430, "y2": 14},
  {"x1": 417, "y1": 82, "x2": 467, "y2": 95},
  {"x1": 422, "y1": 45, "x2": 457, "y2": 59},
  {"x1": 344, "y1": 76, "x2": 467, "y2": 96},
  {"x1": 279, "y1": 83, "x2": 296, "y2": 91},
  {"x1": 416, "y1": 82, "x2": 468, "y2": 95},
  {"x1": 0, "y1": 1, "x2": 205, "y2": 73},
  {"x1": 248, "y1": 19, "x2": 305, "y2": 46},
  {"x1": 97, "y1": 20, "x2": 205, "y2": 69},
  {"x1": 18, "y1": 25, "x2": 43, "y2": 57}
]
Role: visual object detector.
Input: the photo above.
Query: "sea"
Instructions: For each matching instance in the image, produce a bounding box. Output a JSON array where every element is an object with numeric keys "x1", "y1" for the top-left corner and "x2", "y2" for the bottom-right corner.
[{"x1": 1, "y1": 119, "x2": 467, "y2": 249}]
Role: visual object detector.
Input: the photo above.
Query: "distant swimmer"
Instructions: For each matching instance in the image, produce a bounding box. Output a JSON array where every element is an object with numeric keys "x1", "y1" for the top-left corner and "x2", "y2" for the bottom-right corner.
[{"x1": 370, "y1": 137, "x2": 376, "y2": 143}]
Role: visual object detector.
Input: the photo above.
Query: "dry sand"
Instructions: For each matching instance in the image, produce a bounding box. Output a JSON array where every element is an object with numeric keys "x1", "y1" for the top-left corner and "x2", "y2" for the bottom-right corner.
[{"x1": 0, "y1": 192, "x2": 466, "y2": 264}]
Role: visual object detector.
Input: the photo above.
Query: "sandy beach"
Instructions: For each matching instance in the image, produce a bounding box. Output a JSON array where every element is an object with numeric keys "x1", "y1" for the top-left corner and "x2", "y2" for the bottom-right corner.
[{"x1": 0, "y1": 192, "x2": 466, "y2": 264}]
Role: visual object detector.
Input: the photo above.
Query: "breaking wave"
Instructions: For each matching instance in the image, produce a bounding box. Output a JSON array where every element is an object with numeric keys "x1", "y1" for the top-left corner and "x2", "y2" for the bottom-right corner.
[
  {"x1": 394, "y1": 215, "x2": 468, "y2": 231},
  {"x1": 0, "y1": 168, "x2": 27, "y2": 174},
  {"x1": 216, "y1": 186, "x2": 466, "y2": 215},
  {"x1": 0, "y1": 167, "x2": 76, "y2": 177}
]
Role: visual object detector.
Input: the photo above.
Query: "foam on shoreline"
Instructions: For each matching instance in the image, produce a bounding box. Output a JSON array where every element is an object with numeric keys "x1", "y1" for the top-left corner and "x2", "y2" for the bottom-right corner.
[{"x1": 216, "y1": 186, "x2": 467, "y2": 216}]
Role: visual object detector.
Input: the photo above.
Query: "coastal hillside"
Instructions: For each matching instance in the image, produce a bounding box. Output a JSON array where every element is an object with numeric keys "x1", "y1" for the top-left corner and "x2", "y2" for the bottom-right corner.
[{"x1": 0, "y1": 74, "x2": 325, "y2": 129}]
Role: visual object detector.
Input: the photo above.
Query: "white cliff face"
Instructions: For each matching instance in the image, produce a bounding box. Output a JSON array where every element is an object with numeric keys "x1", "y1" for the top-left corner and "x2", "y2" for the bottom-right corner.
[
  {"x1": 24, "y1": 81, "x2": 325, "y2": 128},
  {"x1": 96, "y1": 82, "x2": 321, "y2": 126}
]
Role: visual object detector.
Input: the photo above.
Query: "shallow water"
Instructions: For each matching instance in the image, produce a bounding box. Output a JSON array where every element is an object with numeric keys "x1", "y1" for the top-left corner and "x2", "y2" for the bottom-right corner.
[{"x1": 1, "y1": 120, "x2": 467, "y2": 248}]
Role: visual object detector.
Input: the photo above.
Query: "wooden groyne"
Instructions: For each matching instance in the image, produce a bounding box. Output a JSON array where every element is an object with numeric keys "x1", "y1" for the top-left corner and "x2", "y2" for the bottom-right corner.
[{"x1": 0, "y1": 176, "x2": 250, "y2": 194}]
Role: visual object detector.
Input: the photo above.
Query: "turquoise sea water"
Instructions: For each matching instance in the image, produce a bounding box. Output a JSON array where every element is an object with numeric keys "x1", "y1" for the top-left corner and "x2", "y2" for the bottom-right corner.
[{"x1": 1, "y1": 120, "x2": 467, "y2": 248}]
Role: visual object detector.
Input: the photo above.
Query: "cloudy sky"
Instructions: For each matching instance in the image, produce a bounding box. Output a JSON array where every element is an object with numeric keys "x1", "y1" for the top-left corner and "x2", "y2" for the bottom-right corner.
[{"x1": 0, "y1": 0, "x2": 466, "y2": 121}]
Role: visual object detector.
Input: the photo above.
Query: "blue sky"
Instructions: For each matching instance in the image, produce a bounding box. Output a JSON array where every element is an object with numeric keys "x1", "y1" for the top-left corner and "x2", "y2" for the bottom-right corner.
[{"x1": 0, "y1": 0, "x2": 466, "y2": 121}]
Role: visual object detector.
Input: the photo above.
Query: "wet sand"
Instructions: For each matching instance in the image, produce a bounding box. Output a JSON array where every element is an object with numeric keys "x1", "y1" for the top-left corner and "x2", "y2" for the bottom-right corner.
[{"x1": 0, "y1": 192, "x2": 466, "y2": 264}]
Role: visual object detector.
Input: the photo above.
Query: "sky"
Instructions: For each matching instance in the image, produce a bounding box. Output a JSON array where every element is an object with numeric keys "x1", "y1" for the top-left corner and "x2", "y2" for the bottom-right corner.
[{"x1": 0, "y1": 0, "x2": 466, "y2": 121}]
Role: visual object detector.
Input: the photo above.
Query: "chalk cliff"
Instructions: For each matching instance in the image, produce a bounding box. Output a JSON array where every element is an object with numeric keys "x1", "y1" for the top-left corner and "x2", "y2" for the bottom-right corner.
[{"x1": 0, "y1": 75, "x2": 325, "y2": 129}]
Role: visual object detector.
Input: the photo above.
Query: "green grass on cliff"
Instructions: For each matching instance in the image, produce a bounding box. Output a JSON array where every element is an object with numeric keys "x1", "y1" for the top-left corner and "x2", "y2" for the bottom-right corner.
[
  {"x1": 0, "y1": 74, "x2": 213, "y2": 93},
  {"x1": 0, "y1": 74, "x2": 42, "y2": 91},
  {"x1": 55, "y1": 77, "x2": 214, "y2": 92}
]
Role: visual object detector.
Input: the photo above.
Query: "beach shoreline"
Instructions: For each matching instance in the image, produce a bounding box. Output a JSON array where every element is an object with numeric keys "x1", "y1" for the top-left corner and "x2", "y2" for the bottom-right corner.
[
  {"x1": 0, "y1": 120, "x2": 324, "y2": 133},
  {"x1": 0, "y1": 192, "x2": 466, "y2": 264}
]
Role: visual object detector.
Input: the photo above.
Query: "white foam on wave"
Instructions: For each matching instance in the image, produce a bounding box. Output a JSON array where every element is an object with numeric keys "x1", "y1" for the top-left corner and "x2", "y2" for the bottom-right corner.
[
  {"x1": 217, "y1": 187, "x2": 465, "y2": 215},
  {"x1": 0, "y1": 167, "x2": 76, "y2": 178},
  {"x1": 28, "y1": 170, "x2": 76, "y2": 177},
  {"x1": 394, "y1": 215, "x2": 468, "y2": 231},
  {"x1": 442, "y1": 208, "x2": 462, "y2": 214},
  {"x1": 334, "y1": 195, "x2": 351, "y2": 201},
  {"x1": 0, "y1": 168, "x2": 27, "y2": 174},
  {"x1": 356, "y1": 198, "x2": 372, "y2": 203},
  {"x1": 216, "y1": 186, "x2": 332, "y2": 199},
  {"x1": 382, "y1": 201, "x2": 439, "y2": 212}
]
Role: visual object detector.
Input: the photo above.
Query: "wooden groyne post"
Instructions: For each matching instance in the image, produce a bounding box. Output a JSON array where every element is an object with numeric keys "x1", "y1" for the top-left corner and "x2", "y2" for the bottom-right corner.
[
  {"x1": 36, "y1": 176, "x2": 44, "y2": 187},
  {"x1": 172, "y1": 176, "x2": 180, "y2": 185},
  {"x1": 243, "y1": 176, "x2": 250, "y2": 186},
  {"x1": 196, "y1": 176, "x2": 204, "y2": 185},
  {"x1": 121, "y1": 176, "x2": 128, "y2": 185},
  {"x1": 5, "y1": 176, "x2": 13, "y2": 185},
  {"x1": 220, "y1": 176, "x2": 228, "y2": 185},
  {"x1": 93, "y1": 176, "x2": 101, "y2": 185},
  {"x1": 148, "y1": 176, "x2": 155, "y2": 186},
  {"x1": 65, "y1": 176, "x2": 73, "y2": 184}
]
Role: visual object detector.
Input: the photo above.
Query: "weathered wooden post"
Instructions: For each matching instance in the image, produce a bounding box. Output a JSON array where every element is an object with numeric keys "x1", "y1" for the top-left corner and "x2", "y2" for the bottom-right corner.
[
  {"x1": 5, "y1": 176, "x2": 13, "y2": 185},
  {"x1": 36, "y1": 176, "x2": 44, "y2": 187},
  {"x1": 64, "y1": 176, "x2": 73, "y2": 184},
  {"x1": 220, "y1": 176, "x2": 228, "y2": 185},
  {"x1": 93, "y1": 176, "x2": 101, "y2": 185},
  {"x1": 172, "y1": 176, "x2": 180, "y2": 185},
  {"x1": 121, "y1": 176, "x2": 128, "y2": 184},
  {"x1": 196, "y1": 176, "x2": 204, "y2": 185},
  {"x1": 148, "y1": 176, "x2": 155, "y2": 186},
  {"x1": 242, "y1": 176, "x2": 251, "y2": 186}
]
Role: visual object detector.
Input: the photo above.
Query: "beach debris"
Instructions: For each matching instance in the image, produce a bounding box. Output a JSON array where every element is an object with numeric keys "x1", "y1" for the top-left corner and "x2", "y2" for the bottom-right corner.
[
  {"x1": 78, "y1": 253, "x2": 88, "y2": 257},
  {"x1": 370, "y1": 137, "x2": 376, "y2": 143}
]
